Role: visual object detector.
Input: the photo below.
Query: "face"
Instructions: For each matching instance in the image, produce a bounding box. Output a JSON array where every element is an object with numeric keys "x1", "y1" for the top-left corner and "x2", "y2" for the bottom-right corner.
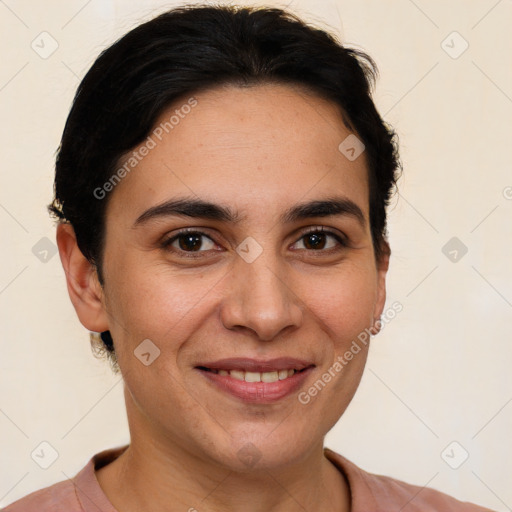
[{"x1": 88, "y1": 84, "x2": 388, "y2": 470}]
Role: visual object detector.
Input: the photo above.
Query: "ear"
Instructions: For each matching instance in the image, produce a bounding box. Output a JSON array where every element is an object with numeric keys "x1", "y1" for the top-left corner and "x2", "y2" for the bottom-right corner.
[
  {"x1": 56, "y1": 223, "x2": 109, "y2": 333},
  {"x1": 369, "y1": 240, "x2": 391, "y2": 336}
]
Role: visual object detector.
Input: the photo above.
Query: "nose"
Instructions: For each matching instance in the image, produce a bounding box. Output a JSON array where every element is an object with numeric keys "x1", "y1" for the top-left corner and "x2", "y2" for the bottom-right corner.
[{"x1": 219, "y1": 251, "x2": 304, "y2": 341}]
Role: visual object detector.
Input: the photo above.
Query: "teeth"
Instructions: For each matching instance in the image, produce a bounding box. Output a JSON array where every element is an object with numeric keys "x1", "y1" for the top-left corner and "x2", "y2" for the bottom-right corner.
[
  {"x1": 212, "y1": 368, "x2": 298, "y2": 382},
  {"x1": 230, "y1": 370, "x2": 245, "y2": 381},
  {"x1": 245, "y1": 371, "x2": 261, "y2": 382},
  {"x1": 261, "y1": 371, "x2": 279, "y2": 383}
]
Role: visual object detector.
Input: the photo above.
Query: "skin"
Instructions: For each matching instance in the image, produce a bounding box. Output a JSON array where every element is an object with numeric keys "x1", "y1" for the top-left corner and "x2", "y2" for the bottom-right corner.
[{"x1": 57, "y1": 83, "x2": 390, "y2": 512}]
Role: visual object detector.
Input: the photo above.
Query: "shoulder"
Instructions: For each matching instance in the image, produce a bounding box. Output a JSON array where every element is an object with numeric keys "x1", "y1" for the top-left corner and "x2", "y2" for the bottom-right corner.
[
  {"x1": 362, "y1": 471, "x2": 494, "y2": 511},
  {"x1": 2, "y1": 445, "x2": 127, "y2": 512},
  {"x1": 2, "y1": 479, "x2": 80, "y2": 512},
  {"x1": 324, "y1": 448, "x2": 495, "y2": 512}
]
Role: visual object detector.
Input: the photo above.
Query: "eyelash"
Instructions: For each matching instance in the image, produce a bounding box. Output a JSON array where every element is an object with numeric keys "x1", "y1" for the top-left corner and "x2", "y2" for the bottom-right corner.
[{"x1": 160, "y1": 226, "x2": 348, "y2": 259}]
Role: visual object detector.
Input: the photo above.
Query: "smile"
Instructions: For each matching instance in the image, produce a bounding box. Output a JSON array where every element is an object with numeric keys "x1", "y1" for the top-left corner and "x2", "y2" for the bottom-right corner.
[{"x1": 195, "y1": 359, "x2": 315, "y2": 403}]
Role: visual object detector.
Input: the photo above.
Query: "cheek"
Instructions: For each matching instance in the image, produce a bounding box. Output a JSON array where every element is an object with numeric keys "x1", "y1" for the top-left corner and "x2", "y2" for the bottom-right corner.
[
  {"x1": 104, "y1": 261, "x2": 213, "y2": 347},
  {"x1": 295, "y1": 266, "x2": 375, "y2": 425},
  {"x1": 302, "y1": 262, "x2": 377, "y2": 345}
]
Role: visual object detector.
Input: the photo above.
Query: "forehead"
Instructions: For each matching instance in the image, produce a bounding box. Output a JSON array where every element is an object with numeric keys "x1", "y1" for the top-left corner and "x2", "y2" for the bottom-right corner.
[{"x1": 108, "y1": 83, "x2": 369, "y2": 223}]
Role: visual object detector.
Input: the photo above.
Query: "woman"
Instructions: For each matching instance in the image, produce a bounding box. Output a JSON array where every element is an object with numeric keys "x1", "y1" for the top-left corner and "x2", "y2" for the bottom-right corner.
[{"x1": 5, "y1": 4, "x2": 493, "y2": 511}]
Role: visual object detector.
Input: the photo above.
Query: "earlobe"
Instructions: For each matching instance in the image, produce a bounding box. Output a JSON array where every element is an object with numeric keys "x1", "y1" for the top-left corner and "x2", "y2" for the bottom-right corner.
[{"x1": 56, "y1": 223, "x2": 109, "y2": 333}]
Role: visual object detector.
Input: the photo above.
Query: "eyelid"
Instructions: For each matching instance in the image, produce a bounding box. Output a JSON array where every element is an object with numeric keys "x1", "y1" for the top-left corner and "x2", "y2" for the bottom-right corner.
[{"x1": 299, "y1": 225, "x2": 344, "y2": 239}]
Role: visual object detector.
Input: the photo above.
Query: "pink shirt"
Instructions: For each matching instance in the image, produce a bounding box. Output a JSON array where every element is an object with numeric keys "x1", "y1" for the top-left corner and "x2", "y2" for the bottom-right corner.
[{"x1": 3, "y1": 444, "x2": 494, "y2": 511}]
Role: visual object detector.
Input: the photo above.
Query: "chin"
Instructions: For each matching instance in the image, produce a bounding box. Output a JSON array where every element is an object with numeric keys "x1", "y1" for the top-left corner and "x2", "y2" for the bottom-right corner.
[{"x1": 203, "y1": 426, "x2": 318, "y2": 473}]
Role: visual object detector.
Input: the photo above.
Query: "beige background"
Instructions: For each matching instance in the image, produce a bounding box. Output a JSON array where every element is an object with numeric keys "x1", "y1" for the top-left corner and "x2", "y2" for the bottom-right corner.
[{"x1": 1, "y1": 0, "x2": 511, "y2": 509}]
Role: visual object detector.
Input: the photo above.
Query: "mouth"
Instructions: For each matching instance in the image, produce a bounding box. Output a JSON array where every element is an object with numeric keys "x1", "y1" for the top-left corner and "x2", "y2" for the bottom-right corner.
[{"x1": 195, "y1": 358, "x2": 315, "y2": 403}]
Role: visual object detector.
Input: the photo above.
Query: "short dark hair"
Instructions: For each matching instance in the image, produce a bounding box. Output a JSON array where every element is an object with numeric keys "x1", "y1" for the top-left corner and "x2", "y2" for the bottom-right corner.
[{"x1": 49, "y1": 3, "x2": 401, "y2": 367}]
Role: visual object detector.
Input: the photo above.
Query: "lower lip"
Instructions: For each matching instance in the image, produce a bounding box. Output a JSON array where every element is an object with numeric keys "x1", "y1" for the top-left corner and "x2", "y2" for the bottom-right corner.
[{"x1": 197, "y1": 367, "x2": 314, "y2": 403}]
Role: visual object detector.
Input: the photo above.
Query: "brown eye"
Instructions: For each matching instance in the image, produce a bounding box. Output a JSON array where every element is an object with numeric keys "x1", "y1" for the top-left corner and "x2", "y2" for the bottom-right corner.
[
  {"x1": 302, "y1": 232, "x2": 329, "y2": 250},
  {"x1": 292, "y1": 228, "x2": 346, "y2": 251},
  {"x1": 162, "y1": 230, "x2": 217, "y2": 254},
  {"x1": 177, "y1": 233, "x2": 204, "y2": 251}
]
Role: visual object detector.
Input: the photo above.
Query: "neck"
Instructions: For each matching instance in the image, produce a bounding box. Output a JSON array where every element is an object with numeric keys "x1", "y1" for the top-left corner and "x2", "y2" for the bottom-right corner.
[{"x1": 96, "y1": 434, "x2": 350, "y2": 512}]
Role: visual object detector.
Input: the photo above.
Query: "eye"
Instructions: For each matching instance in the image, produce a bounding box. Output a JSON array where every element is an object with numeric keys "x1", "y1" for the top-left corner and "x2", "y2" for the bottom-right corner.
[
  {"x1": 161, "y1": 229, "x2": 219, "y2": 256},
  {"x1": 161, "y1": 226, "x2": 347, "y2": 259},
  {"x1": 291, "y1": 227, "x2": 346, "y2": 252}
]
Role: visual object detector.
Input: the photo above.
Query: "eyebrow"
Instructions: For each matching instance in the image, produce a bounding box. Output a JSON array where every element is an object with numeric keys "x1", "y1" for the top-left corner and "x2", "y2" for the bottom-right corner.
[{"x1": 133, "y1": 196, "x2": 366, "y2": 229}]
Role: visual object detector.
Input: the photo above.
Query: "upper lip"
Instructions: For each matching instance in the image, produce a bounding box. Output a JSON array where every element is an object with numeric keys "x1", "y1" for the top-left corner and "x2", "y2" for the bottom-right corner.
[{"x1": 196, "y1": 357, "x2": 315, "y2": 373}]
